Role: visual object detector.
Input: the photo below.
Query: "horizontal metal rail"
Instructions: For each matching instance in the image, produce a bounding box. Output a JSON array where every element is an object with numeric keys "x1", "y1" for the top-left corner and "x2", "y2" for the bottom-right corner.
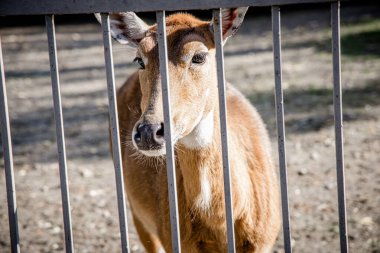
[
  {"x1": 0, "y1": 36, "x2": 20, "y2": 253},
  {"x1": 213, "y1": 8, "x2": 236, "y2": 253},
  {"x1": 100, "y1": 13, "x2": 130, "y2": 253},
  {"x1": 0, "y1": 0, "x2": 352, "y2": 15},
  {"x1": 272, "y1": 6, "x2": 292, "y2": 253},
  {"x1": 156, "y1": 10, "x2": 182, "y2": 253},
  {"x1": 45, "y1": 14, "x2": 75, "y2": 253}
]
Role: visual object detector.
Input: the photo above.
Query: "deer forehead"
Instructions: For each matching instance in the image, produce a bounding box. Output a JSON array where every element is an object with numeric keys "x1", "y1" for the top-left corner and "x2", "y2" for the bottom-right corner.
[{"x1": 138, "y1": 32, "x2": 209, "y2": 63}]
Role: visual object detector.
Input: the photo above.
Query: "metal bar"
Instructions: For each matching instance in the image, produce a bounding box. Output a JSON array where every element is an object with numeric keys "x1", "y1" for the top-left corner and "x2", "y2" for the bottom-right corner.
[
  {"x1": 271, "y1": 6, "x2": 292, "y2": 253},
  {"x1": 45, "y1": 15, "x2": 74, "y2": 253},
  {"x1": 0, "y1": 0, "x2": 354, "y2": 16},
  {"x1": 156, "y1": 10, "x2": 182, "y2": 253},
  {"x1": 331, "y1": 2, "x2": 349, "y2": 252},
  {"x1": 0, "y1": 36, "x2": 20, "y2": 253},
  {"x1": 100, "y1": 13, "x2": 130, "y2": 253},
  {"x1": 213, "y1": 8, "x2": 236, "y2": 253}
]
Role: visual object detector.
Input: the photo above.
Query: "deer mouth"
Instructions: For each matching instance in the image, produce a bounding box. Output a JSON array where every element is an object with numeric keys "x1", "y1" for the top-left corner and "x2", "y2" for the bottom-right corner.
[{"x1": 138, "y1": 148, "x2": 166, "y2": 157}]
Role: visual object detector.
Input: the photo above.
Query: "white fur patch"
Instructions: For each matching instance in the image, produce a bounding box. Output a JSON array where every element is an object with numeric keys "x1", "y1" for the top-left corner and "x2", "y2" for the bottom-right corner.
[
  {"x1": 139, "y1": 149, "x2": 166, "y2": 157},
  {"x1": 179, "y1": 111, "x2": 214, "y2": 149},
  {"x1": 158, "y1": 248, "x2": 166, "y2": 253},
  {"x1": 194, "y1": 166, "x2": 212, "y2": 211},
  {"x1": 205, "y1": 88, "x2": 210, "y2": 97}
]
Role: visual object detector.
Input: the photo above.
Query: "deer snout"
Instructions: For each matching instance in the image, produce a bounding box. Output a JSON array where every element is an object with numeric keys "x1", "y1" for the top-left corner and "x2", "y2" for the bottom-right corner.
[{"x1": 134, "y1": 123, "x2": 165, "y2": 151}]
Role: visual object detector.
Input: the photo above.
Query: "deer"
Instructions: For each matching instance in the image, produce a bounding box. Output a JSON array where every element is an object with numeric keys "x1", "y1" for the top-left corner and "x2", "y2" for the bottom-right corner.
[{"x1": 96, "y1": 7, "x2": 280, "y2": 253}]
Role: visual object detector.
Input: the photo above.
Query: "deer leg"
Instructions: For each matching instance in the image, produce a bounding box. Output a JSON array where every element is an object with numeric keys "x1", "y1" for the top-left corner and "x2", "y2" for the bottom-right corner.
[{"x1": 132, "y1": 214, "x2": 163, "y2": 253}]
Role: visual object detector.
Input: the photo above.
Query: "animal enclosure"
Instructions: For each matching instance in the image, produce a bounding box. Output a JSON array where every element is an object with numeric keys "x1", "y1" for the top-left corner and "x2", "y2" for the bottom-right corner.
[{"x1": 1, "y1": 0, "x2": 376, "y2": 253}]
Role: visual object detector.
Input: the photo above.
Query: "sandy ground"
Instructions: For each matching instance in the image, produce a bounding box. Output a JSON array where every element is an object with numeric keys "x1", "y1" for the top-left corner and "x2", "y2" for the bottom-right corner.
[{"x1": 0, "y1": 5, "x2": 379, "y2": 253}]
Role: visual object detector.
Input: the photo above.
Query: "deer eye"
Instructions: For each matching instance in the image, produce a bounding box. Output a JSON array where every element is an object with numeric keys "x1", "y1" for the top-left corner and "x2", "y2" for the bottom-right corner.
[
  {"x1": 133, "y1": 57, "x2": 145, "y2": 69},
  {"x1": 191, "y1": 52, "x2": 207, "y2": 65}
]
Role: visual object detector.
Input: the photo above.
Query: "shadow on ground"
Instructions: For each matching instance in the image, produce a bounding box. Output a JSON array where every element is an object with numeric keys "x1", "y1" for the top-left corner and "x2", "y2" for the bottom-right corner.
[
  {"x1": 248, "y1": 79, "x2": 380, "y2": 133},
  {"x1": 309, "y1": 19, "x2": 380, "y2": 58},
  {"x1": 2, "y1": 77, "x2": 377, "y2": 163}
]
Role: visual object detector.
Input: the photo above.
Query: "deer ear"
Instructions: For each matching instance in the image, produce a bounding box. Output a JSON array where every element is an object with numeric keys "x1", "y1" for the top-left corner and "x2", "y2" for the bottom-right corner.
[
  {"x1": 95, "y1": 12, "x2": 149, "y2": 47},
  {"x1": 210, "y1": 7, "x2": 248, "y2": 43}
]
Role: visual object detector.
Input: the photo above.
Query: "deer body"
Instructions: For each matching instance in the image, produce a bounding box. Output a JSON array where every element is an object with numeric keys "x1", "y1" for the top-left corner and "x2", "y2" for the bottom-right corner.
[{"x1": 101, "y1": 9, "x2": 281, "y2": 253}]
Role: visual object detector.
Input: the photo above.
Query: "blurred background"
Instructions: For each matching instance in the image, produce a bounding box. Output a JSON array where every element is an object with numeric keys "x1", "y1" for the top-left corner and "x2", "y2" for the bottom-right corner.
[{"x1": 0, "y1": 1, "x2": 379, "y2": 252}]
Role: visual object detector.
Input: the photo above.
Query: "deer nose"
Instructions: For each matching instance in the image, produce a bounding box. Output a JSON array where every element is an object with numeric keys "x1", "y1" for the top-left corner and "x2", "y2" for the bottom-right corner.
[{"x1": 134, "y1": 123, "x2": 165, "y2": 149}]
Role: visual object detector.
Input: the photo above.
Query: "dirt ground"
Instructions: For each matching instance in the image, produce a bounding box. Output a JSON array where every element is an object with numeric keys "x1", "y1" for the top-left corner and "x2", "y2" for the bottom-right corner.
[{"x1": 1, "y1": 4, "x2": 379, "y2": 253}]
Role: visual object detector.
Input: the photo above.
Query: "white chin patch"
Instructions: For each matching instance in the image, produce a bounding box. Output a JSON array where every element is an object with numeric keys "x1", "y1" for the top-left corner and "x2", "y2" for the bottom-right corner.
[
  {"x1": 139, "y1": 149, "x2": 166, "y2": 157},
  {"x1": 179, "y1": 111, "x2": 214, "y2": 149}
]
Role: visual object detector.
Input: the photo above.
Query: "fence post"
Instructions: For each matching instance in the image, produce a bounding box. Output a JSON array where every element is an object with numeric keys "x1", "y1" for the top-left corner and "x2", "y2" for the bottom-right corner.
[
  {"x1": 0, "y1": 35, "x2": 20, "y2": 253},
  {"x1": 100, "y1": 13, "x2": 130, "y2": 253},
  {"x1": 272, "y1": 6, "x2": 292, "y2": 253},
  {"x1": 156, "y1": 10, "x2": 182, "y2": 253},
  {"x1": 331, "y1": 2, "x2": 349, "y2": 252},
  {"x1": 45, "y1": 14, "x2": 75, "y2": 253},
  {"x1": 212, "y1": 8, "x2": 236, "y2": 253}
]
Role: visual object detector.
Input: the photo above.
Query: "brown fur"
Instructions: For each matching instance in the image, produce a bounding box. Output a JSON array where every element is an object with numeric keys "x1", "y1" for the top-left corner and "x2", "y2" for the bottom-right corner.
[{"x1": 115, "y1": 13, "x2": 281, "y2": 253}]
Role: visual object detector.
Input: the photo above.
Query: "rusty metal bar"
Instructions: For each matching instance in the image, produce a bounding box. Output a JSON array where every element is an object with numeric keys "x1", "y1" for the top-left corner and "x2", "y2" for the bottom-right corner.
[
  {"x1": 213, "y1": 8, "x2": 236, "y2": 253},
  {"x1": 156, "y1": 10, "x2": 182, "y2": 253},
  {"x1": 331, "y1": 2, "x2": 349, "y2": 252},
  {"x1": 100, "y1": 13, "x2": 130, "y2": 253},
  {"x1": 0, "y1": 36, "x2": 20, "y2": 253},
  {"x1": 272, "y1": 6, "x2": 292, "y2": 253},
  {"x1": 45, "y1": 14, "x2": 74, "y2": 253}
]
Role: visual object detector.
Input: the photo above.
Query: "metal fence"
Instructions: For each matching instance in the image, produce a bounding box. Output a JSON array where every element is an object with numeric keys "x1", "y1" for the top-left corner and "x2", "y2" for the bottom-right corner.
[{"x1": 0, "y1": 0, "x2": 349, "y2": 252}]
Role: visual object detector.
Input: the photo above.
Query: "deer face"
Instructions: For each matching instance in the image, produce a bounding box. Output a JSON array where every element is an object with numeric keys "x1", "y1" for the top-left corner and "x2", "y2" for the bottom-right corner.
[{"x1": 96, "y1": 9, "x2": 248, "y2": 157}]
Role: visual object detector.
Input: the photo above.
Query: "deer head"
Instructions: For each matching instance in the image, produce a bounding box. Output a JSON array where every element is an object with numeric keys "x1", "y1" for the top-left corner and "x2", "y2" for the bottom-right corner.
[{"x1": 96, "y1": 8, "x2": 248, "y2": 157}]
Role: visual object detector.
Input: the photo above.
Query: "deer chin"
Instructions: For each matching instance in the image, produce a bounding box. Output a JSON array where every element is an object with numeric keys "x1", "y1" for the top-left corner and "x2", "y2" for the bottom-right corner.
[
  {"x1": 179, "y1": 111, "x2": 214, "y2": 149},
  {"x1": 131, "y1": 134, "x2": 167, "y2": 157},
  {"x1": 139, "y1": 148, "x2": 166, "y2": 157}
]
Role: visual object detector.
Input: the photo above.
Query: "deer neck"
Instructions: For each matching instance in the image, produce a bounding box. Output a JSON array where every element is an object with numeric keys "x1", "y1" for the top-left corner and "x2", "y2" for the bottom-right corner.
[{"x1": 177, "y1": 109, "x2": 225, "y2": 216}]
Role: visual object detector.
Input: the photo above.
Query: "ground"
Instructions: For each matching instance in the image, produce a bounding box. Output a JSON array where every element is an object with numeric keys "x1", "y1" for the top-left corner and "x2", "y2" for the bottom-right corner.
[{"x1": 0, "y1": 4, "x2": 379, "y2": 253}]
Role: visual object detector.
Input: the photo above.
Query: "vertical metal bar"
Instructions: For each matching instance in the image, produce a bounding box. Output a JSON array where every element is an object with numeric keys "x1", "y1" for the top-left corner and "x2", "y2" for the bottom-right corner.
[
  {"x1": 45, "y1": 15, "x2": 74, "y2": 253},
  {"x1": 156, "y1": 10, "x2": 182, "y2": 253},
  {"x1": 272, "y1": 6, "x2": 292, "y2": 253},
  {"x1": 100, "y1": 13, "x2": 130, "y2": 253},
  {"x1": 331, "y1": 2, "x2": 349, "y2": 252},
  {"x1": 0, "y1": 36, "x2": 20, "y2": 253},
  {"x1": 212, "y1": 9, "x2": 236, "y2": 253}
]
